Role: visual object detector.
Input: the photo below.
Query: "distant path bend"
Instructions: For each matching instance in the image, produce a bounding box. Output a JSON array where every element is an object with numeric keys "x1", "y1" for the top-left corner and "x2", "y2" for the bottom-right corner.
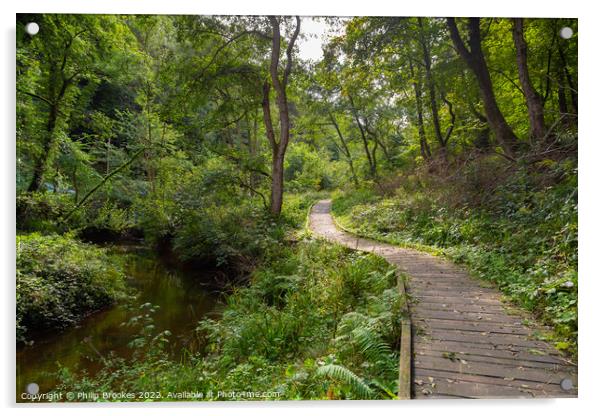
[{"x1": 309, "y1": 199, "x2": 577, "y2": 399}]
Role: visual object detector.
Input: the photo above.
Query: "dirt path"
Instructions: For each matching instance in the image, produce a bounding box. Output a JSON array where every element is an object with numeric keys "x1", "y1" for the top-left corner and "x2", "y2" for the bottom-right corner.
[{"x1": 309, "y1": 200, "x2": 577, "y2": 399}]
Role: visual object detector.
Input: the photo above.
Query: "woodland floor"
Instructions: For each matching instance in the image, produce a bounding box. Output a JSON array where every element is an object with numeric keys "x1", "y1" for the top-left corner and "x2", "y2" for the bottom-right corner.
[{"x1": 309, "y1": 199, "x2": 577, "y2": 399}]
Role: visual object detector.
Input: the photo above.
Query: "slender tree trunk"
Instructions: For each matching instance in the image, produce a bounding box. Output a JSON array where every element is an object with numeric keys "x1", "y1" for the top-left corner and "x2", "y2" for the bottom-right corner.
[
  {"x1": 270, "y1": 148, "x2": 285, "y2": 216},
  {"x1": 441, "y1": 93, "x2": 456, "y2": 148},
  {"x1": 512, "y1": 18, "x2": 547, "y2": 140},
  {"x1": 418, "y1": 18, "x2": 445, "y2": 153},
  {"x1": 328, "y1": 112, "x2": 359, "y2": 186},
  {"x1": 71, "y1": 166, "x2": 78, "y2": 203},
  {"x1": 409, "y1": 60, "x2": 431, "y2": 160},
  {"x1": 348, "y1": 94, "x2": 376, "y2": 176},
  {"x1": 557, "y1": 42, "x2": 577, "y2": 114},
  {"x1": 248, "y1": 111, "x2": 260, "y2": 189},
  {"x1": 447, "y1": 17, "x2": 520, "y2": 157},
  {"x1": 27, "y1": 103, "x2": 59, "y2": 192},
  {"x1": 557, "y1": 67, "x2": 570, "y2": 121}
]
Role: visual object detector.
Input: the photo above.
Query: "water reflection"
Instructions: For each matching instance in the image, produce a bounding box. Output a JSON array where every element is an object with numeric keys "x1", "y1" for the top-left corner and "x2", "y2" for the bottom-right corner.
[{"x1": 16, "y1": 248, "x2": 222, "y2": 399}]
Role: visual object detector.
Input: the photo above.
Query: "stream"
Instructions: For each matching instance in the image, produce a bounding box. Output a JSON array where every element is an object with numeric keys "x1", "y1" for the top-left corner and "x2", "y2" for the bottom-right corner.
[{"x1": 16, "y1": 246, "x2": 224, "y2": 401}]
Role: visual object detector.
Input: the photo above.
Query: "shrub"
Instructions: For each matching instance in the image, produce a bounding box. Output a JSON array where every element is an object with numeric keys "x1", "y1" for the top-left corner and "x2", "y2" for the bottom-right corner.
[{"x1": 16, "y1": 233, "x2": 126, "y2": 342}]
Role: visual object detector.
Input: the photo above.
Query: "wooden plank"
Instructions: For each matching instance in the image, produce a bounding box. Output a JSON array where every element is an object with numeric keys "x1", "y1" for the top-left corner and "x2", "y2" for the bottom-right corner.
[
  {"x1": 413, "y1": 302, "x2": 506, "y2": 314},
  {"x1": 399, "y1": 320, "x2": 412, "y2": 400},
  {"x1": 397, "y1": 266, "x2": 412, "y2": 400},
  {"x1": 413, "y1": 375, "x2": 556, "y2": 399},
  {"x1": 414, "y1": 294, "x2": 504, "y2": 304},
  {"x1": 414, "y1": 355, "x2": 574, "y2": 384},
  {"x1": 414, "y1": 341, "x2": 572, "y2": 365},
  {"x1": 414, "y1": 317, "x2": 531, "y2": 335},
  {"x1": 409, "y1": 286, "x2": 501, "y2": 296},
  {"x1": 416, "y1": 348, "x2": 573, "y2": 370},
  {"x1": 414, "y1": 368, "x2": 576, "y2": 397},
  {"x1": 412, "y1": 308, "x2": 524, "y2": 324},
  {"x1": 412, "y1": 304, "x2": 515, "y2": 316},
  {"x1": 420, "y1": 329, "x2": 554, "y2": 350}
]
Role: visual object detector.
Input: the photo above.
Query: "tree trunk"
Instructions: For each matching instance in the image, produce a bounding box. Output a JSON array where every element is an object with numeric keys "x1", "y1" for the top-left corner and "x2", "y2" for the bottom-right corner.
[
  {"x1": 248, "y1": 111, "x2": 260, "y2": 189},
  {"x1": 557, "y1": 67, "x2": 568, "y2": 112},
  {"x1": 329, "y1": 112, "x2": 359, "y2": 186},
  {"x1": 409, "y1": 60, "x2": 431, "y2": 160},
  {"x1": 262, "y1": 16, "x2": 301, "y2": 217},
  {"x1": 557, "y1": 42, "x2": 577, "y2": 114},
  {"x1": 512, "y1": 18, "x2": 547, "y2": 141},
  {"x1": 447, "y1": 17, "x2": 520, "y2": 157},
  {"x1": 27, "y1": 103, "x2": 59, "y2": 192},
  {"x1": 348, "y1": 94, "x2": 376, "y2": 176},
  {"x1": 418, "y1": 18, "x2": 445, "y2": 151},
  {"x1": 270, "y1": 149, "x2": 284, "y2": 216}
]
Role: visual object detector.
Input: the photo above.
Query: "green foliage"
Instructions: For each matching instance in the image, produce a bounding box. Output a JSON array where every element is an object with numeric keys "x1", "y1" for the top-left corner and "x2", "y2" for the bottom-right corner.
[
  {"x1": 316, "y1": 364, "x2": 374, "y2": 399},
  {"x1": 333, "y1": 162, "x2": 578, "y2": 357},
  {"x1": 16, "y1": 233, "x2": 126, "y2": 342},
  {"x1": 15, "y1": 13, "x2": 578, "y2": 400},
  {"x1": 284, "y1": 142, "x2": 346, "y2": 192},
  {"x1": 130, "y1": 150, "x2": 326, "y2": 266},
  {"x1": 52, "y1": 239, "x2": 402, "y2": 400},
  {"x1": 16, "y1": 192, "x2": 82, "y2": 233}
]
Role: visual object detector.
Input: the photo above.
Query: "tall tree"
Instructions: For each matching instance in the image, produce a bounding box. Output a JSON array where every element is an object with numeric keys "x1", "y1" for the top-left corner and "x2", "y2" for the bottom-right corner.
[
  {"x1": 512, "y1": 18, "x2": 547, "y2": 141},
  {"x1": 408, "y1": 59, "x2": 431, "y2": 160},
  {"x1": 446, "y1": 17, "x2": 520, "y2": 157},
  {"x1": 328, "y1": 111, "x2": 359, "y2": 186},
  {"x1": 348, "y1": 93, "x2": 378, "y2": 177},
  {"x1": 418, "y1": 18, "x2": 446, "y2": 157},
  {"x1": 262, "y1": 16, "x2": 301, "y2": 216}
]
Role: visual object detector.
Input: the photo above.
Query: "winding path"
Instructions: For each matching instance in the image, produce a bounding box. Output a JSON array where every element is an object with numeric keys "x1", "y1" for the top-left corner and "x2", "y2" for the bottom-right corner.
[{"x1": 309, "y1": 200, "x2": 577, "y2": 399}]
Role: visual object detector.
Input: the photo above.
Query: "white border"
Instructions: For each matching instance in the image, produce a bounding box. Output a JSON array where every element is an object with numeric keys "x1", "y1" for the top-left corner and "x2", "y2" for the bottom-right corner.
[{"x1": 2, "y1": 1, "x2": 600, "y2": 415}]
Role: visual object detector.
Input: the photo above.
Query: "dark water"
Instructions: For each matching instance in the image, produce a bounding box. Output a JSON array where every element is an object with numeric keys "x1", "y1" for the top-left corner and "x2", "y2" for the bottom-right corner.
[{"x1": 16, "y1": 247, "x2": 223, "y2": 400}]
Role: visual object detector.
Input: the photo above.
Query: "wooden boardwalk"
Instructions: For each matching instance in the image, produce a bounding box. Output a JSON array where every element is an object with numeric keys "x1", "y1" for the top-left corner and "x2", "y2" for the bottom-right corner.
[{"x1": 309, "y1": 200, "x2": 577, "y2": 399}]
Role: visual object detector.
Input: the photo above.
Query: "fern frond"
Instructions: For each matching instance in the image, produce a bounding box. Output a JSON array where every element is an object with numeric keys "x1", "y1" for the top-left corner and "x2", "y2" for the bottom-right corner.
[
  {"x1": 352, "y1": 326, "x2": 392, "y2": 364},
  {"x1": 316, "y1": 364, "x2": 374, "y2": 399}
]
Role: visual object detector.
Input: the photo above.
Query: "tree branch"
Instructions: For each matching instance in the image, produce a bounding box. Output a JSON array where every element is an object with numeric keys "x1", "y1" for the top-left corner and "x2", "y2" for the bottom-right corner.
[
  {"x1": 446, "y1": 18, "x2": 472, "y2": 63},
  {"x1": 17, "y1": 89, "x2": 53, "y2": 107},
  {"x1": 61, "y1": 147, "x2": 146, "y2": 222},
  {"x1": 283, "y1": 16, "x2": 301, "y2": 87}
]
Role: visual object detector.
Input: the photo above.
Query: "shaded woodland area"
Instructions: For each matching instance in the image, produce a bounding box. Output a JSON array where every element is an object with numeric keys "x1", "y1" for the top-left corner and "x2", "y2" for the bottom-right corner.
[{"x1": 16, "y1": 15, "x2": 577, "y2": 400}]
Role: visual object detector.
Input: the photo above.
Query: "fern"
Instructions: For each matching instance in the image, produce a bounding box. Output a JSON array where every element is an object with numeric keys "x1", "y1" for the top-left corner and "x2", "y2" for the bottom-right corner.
[
  {"x1": 316, "y1": 364, "x2": 374, "y2": 399},
  {"x1": 369, "y1": 379, "x2": 398, "y2": 399},
  {"x1": 351, "y1": 326, "x2": 392, "y2": 365}
]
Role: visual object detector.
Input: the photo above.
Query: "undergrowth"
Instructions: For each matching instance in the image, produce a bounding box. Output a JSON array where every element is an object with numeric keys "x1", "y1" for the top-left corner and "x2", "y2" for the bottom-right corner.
[
  {"x1": 16, "y1": 233, "x2": 127, "y2": 343},
  {"x1": 332, "y1": 159, "x2": 577, "y2": 358},
  {"x1": 53, "y1": 240, "x2": 403, "y2": 401}
]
